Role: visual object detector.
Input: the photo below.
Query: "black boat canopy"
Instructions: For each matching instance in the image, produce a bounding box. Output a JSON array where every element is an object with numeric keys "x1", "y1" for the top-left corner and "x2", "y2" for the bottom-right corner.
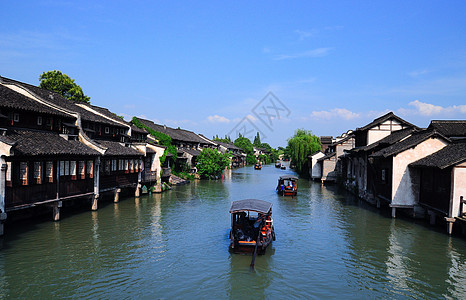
[
  {"x1": 279, "y1": 175, "x2": 299, "y2": 180},
  {"x1": 230, "y1": 199, "x2": 273, "y2": 214}
]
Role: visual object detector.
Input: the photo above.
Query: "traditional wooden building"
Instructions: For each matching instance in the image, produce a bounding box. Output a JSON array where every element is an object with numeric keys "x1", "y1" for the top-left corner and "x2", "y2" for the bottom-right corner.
[
  {"x1": 345, "y1": 127, "x2": 419, "y2": 202},
  {"x1": 135, "y1": 118, "x2": 216, "y2": 172},
  {"x1": 410, "y1": 139, "x2": 466, "y2": 234},
  {"x1": 344, "y1": 112, "x2": 417, "y2": 198},
  {"x1": 216, "y1": 141, "x2": 246, "y2": 168},
  {"x1": 316, "y1": 133, "x2": 355, "y2": 182},
  {"x1": 0, "y1": 76, "x2": 150, "y2": 235},
  {"x1": 369, "y1": 129, "x2": 450, "y2": 218},
  {"x1": 308, "y1": 151, "x2": 325, "y2": 180}
]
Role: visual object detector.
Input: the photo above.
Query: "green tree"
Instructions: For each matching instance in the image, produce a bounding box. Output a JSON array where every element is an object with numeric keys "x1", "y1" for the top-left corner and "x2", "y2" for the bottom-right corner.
[
  {"x1": 287, "y1": 129, "x2": 321, "y2": 175},
  {"x1": 131, "y1": 117, "x2": 177, "y2": 167},
  {"x1": 197, "y1": 148, "x2": 231, "y2": 178},
  {"x1": 39, "y1": 70, "x2": 90, "y2": 103},
  {"x1": 234, "y1": 136, "x2": 256, "y2": 165},
  {"x1": 253, "y1": 132, "x2": 261, "y2": 147}
]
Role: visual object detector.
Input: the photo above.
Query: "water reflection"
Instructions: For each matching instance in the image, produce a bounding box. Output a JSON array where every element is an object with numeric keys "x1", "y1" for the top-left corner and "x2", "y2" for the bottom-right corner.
[
  {"x1": 228, "y1": 248, "x2": 275, "y2": 299},
  {"x1": 1, "y1": 165, "x2": 466, "y2": 298}
]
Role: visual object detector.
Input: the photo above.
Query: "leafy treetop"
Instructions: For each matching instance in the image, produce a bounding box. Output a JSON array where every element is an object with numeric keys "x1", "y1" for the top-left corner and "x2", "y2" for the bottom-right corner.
[
  {"x1": 286, "y1": 129, "x2": 321, "y2": 175},
  {"x1": 39, "y1": 70, "x2": 90, "y2": 103}
]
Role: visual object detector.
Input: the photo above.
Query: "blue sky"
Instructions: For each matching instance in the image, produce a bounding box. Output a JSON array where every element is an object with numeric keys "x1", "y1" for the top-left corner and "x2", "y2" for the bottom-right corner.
[{"x1": 1, "y1": 1, "x2": 465, "y2": 147}]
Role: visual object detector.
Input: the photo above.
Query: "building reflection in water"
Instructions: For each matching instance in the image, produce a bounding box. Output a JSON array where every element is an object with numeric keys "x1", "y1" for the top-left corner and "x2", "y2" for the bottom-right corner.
[{"x1": 386, "y1": 219, "x2": 414, "y2": 292}]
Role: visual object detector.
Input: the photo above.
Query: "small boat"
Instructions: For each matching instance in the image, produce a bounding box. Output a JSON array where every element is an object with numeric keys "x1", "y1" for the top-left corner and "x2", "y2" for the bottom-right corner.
[
  {"x1": 280, "y1": 164, "x2": 286, "y2": 170},
  {"x1": 254, "y1": 163, "x2": 262, "y2": 170},
  {"x1": 229, "y1": 199, "x2": 275, "y2": 254},
  {"x1": 276, "y1": 175, "x2": 298, "y2": 196},
  {"x1": 275, "y1": 160, "x2": 281, "y2": 168}
]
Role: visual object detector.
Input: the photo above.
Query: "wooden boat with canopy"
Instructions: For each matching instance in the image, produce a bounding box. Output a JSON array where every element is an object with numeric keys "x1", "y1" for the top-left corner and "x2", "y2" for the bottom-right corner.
[
  {"x1": 254, "y1": 162, "x2": 262, "y2": 170},
  {"x1": 276, "y1": 175, "x2": 298, "y2": 196},
  {"x1": 275, "y1": 160, "x2": 281, "y2": 168},
  {"x1": 229, "y1": 199, "x2": 275, "y2": 254}
]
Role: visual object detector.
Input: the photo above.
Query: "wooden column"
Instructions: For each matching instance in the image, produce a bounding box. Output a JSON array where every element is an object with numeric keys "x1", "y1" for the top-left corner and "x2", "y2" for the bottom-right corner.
[
  {"x1": 91, "y1": 194, "x2": 98, "y2": 211},
  {"x1": 0, "y1": 212, "x2": 6, "y2": 236},
  {"x1": 114, "y1": 188, "x2": 121, "y2": 203},
  {"x1": 445, "y1": 217, "x2": 456, "y2": 235},
  {"x1": 52, "y1": 201, "x2": 62, "y2": 221},
  {"x1": 135, "y1": 184, "x2": 141, "y2": 197},
  {"x1": 0, "y1": 162, "x2": 7, "y2": 236}
]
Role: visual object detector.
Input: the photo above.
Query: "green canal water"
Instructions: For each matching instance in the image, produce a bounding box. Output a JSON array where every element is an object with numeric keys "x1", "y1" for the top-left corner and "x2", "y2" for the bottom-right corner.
[{"x1": 1, "y1": 164, "x2": 466, "y2": 299}]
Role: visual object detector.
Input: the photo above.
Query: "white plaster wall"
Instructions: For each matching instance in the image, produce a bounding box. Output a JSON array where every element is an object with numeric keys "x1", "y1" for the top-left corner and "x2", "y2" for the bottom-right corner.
[
  {"x1": 146, "y1": 144, "x2": 166, "y2": 181},
  {"x1": 322, "y1": 159, "x2": 336, "y2": 181},
  {"x1": 368, "y1": 130, "x2": 392, "y2": 145},
  {"x1": 451, "y1": 163, "x2": 466, "y2": 217},
  {"x1": 311, "y1": 152, "x2": 325, "y2": 178},
  {"x1": 336, "y1": 139, "x2": 354, "y2": 158},
  {"x1": 367, "y1": 119, "x2": 405, "y2": 145},
  {"x1": 392, "y1": 138, "x2": 448, "y2": 206}
]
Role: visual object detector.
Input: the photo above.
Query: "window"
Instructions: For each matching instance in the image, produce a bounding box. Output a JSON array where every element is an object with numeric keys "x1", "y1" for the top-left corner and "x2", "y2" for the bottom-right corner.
[
  {"x1": 20, "y1": 162, "x2": 28, "y2": 185},
  {"x1": 125, "y1": 159, "x2": 129, "y2": 173},
  {"x1": 37, "y1": 116, "x2": 43, "y2": 126},
  {"x1": 70, "y1": 161, "x2": 77, "y2": 180},
  {"x1": 60, "y1": 161, "x2": 65, "y2": 176},
  {"x1": 46, "y1": 118, "x2": 52, "y2": 127},
  {"x1": 135, "y1": 160, "x2": 139, "y2": 172},
  {"x1": 78, "y1": 161, "x2": 85, "y2": 179},
  {"x1": 381, "y1": 168, "x2": 389, "y2": 183},
  {"x1": 13, "y1": 113, "x2": 19, "y2": 122},
  {"x1": 120, "y1": 129, "x2": 125, "y2": 134},
  {"x1": 104, "y1": 160, "x2": 110, "y2": 174},
  {"x1": 46, "y1": 161, "x2": 53, "y2": 183},
  {"x1": 130, "y1": 160, "x2": 134, "y2": 173},
  {"x1": 86, "y1": 160, "x2": 94, "y2": 178},
  {"x1": 105, "y1": 127, "x2": 110, "y2": 134},
  {"x1": 34, "y1": 162, "x2": 42, "y2": 184},
  {"x1": 64, "y1": 161, "x2": 70, "y2": 176},
  {"x1": 6, "y1": 161, "x2": 12, "y2": 186},
  {"x1": 112, "y1": 159, "x2": 117, "y2": 172}
]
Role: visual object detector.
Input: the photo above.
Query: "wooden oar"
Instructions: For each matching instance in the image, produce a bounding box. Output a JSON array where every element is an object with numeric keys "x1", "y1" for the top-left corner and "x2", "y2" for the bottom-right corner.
[{"x1": 250, "y1": 223, "x2": 262, "y2": 270}]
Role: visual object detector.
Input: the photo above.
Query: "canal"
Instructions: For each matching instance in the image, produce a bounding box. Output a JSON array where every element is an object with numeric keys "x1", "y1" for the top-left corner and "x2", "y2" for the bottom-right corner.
[{"x1": 1, "y1": 164, "x2": 466, "y2": 299}]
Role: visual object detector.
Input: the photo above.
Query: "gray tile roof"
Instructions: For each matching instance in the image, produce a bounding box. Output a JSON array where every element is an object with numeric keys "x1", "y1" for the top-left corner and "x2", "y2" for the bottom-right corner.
[
  {"x1": 410, "y1": 139, "x2": 466, "y2": 169},
  {"x1": 0, "y1": 84, "x2": 72, "y2": 118},
  {"x1": 328, "y1": 134, "x2": 354, "y2": 147},
  {"x1": 0, "y1": 77, "x2": 125, "y2": 127},
  {"x1": 428, "y1": 120, "x2": 466, "y2": 138},
  {"x1": 5, "y1": 129, "x2": 100, "y2": 156},
  {"x1": 355, "y1": 112, "x2": 417, "y2": 132},
  {"x1": 216, "y1": 141, "x2": 242, "y2": 151},
  {"x1": 94, "y1": 140, "x2": 142, "y2": 156},
  {"x1": 317, "y1": 152, "x2": 336, "y2": 162},
  {"x1": 351, "y1": 127, "x2": 418, "y2": 153},
  {"x1": 370, "y1": 129, "x2": 450, "y2": 158},
  {"x1": 137, "y1": 118, "x2": 206, "y2": 144},
  {"x1": 320, "y1": 136, "x2": 333, "y2": 144},
  {"x1": 178, "y1": 148, "x2": 202, "y2": 156}
]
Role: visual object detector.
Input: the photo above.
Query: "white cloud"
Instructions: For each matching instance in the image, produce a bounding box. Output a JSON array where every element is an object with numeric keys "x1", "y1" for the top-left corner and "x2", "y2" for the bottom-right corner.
[
  {"x1": 408, "y1": 69, "x2": 430, "y2": 77},
  {"x1": 273, "y1": 48, "x2": 333, "y2": 60},
  {"x1": 207, "y1": 115, "x2": 230, "y2": 123},
  {"x1": 294, "y1": 29, "x2": 317, "y2": 40},
  {"x1": 311, "y1": 108, "x2": 360, "y2": 120},
  {"x1": 398, "y1": 100, "x2": 466, "y2": 116}
]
